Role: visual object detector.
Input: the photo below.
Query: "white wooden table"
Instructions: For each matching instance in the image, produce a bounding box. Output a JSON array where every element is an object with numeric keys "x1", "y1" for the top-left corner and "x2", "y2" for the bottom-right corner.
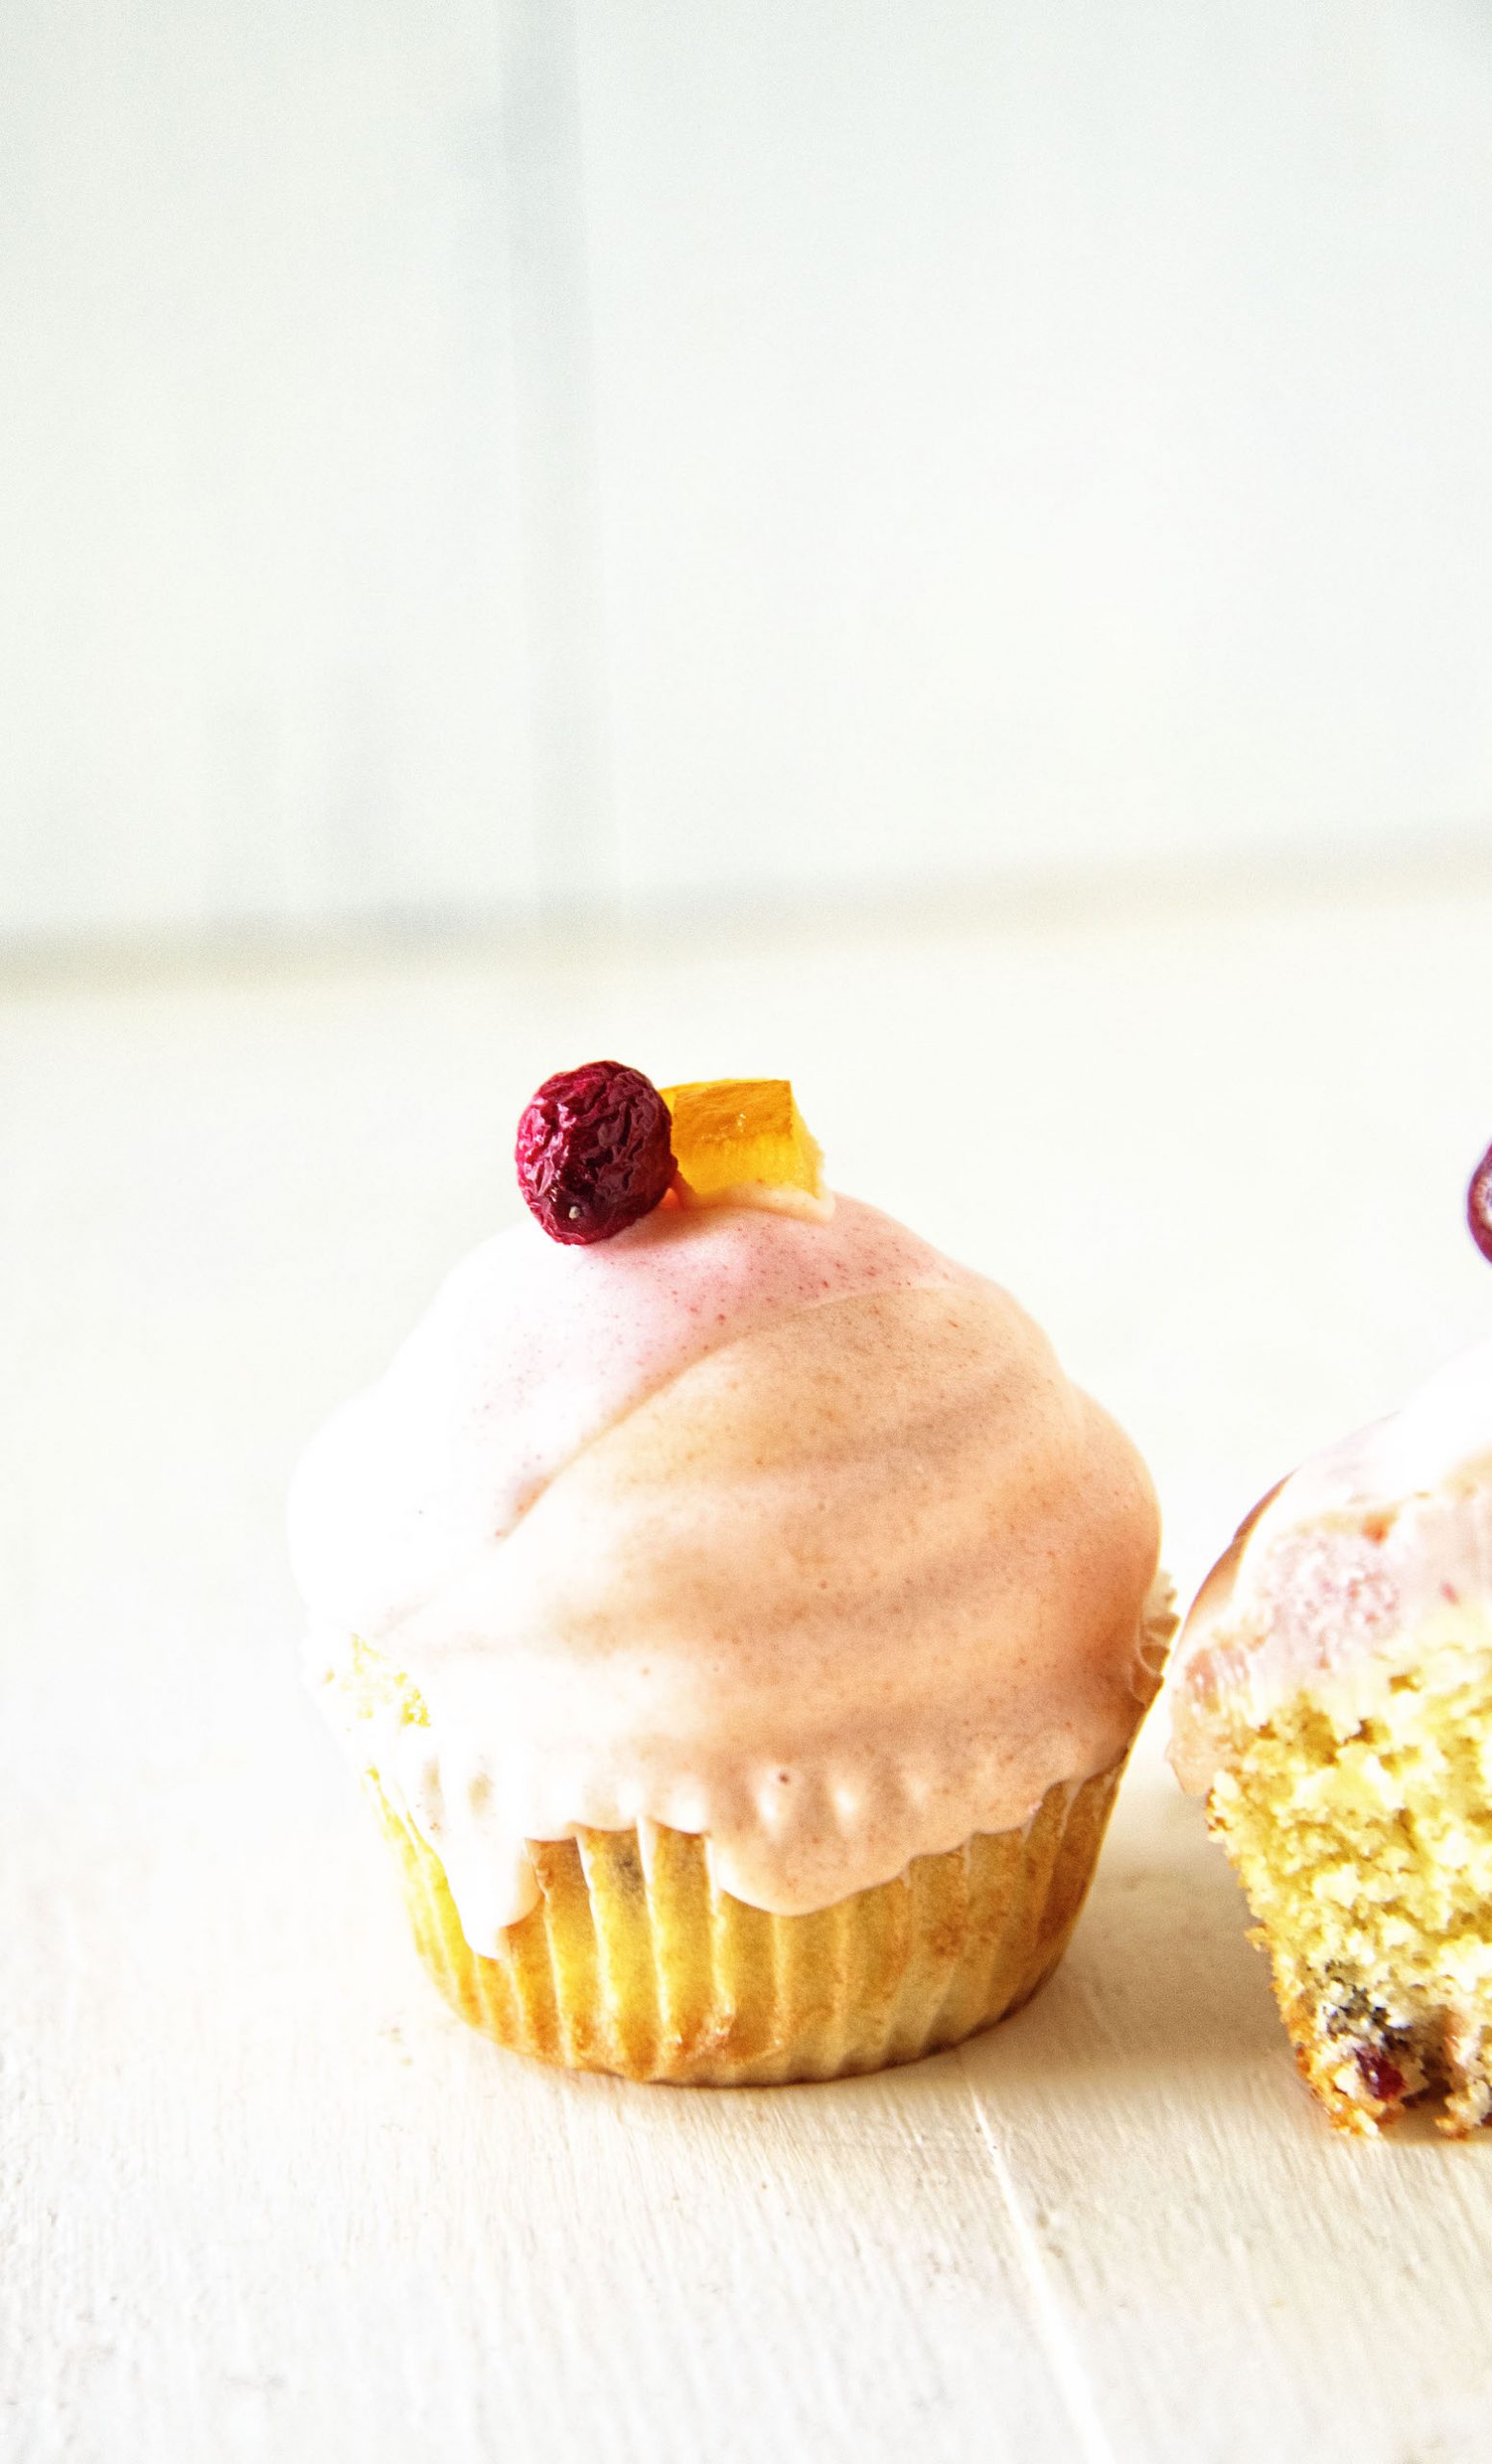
[{"x1": 7, "y1": 873, "x2": 1492, "y2": 2462}]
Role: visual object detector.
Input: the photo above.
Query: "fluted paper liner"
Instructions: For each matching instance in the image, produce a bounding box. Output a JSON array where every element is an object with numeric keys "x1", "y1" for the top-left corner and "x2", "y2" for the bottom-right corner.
[{"x1": 371, "y1": 1759, "x2": 1129, "y2": 2085}]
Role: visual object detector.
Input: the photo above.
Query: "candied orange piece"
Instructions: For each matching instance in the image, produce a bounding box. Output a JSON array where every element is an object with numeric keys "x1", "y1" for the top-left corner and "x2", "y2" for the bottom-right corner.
[{"x1": 660, "y1": 1079, "x2": 831, "y2": 1219}]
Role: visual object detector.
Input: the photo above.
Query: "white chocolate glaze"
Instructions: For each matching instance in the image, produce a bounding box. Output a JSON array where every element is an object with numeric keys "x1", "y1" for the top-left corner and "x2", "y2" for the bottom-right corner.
[
  {"x1": 1170, "y1": 1338, "x2": 1492, "y2": 1795},
  {"x1": 291, "y1": 1197, "x2": 1164, "y2": 1950}
]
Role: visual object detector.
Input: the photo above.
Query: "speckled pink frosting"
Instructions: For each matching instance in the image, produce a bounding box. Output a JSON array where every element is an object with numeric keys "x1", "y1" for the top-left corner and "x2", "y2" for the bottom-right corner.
[
  {"x1": 290, "y1": 1194, "x2": 1164, "y2": 1951},
  {"x1": 1170, "y1": 1339, "x2": 1492, "y2": 1796}
]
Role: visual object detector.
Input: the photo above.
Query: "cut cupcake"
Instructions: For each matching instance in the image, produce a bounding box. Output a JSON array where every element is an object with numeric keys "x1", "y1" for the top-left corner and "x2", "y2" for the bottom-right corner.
[
  {"x1": 290, "y1": 1064, "x2": 1172, "y2": 2085},
  {"x1": 1171, "y1": 1340, "x2": 1492, "y2": 2135}
]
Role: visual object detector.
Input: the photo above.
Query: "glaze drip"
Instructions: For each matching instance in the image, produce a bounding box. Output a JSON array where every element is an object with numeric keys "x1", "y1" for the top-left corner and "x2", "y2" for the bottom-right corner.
[{"x1": 292, "y1": 1198, "x2": 1163, "y2": 1950}]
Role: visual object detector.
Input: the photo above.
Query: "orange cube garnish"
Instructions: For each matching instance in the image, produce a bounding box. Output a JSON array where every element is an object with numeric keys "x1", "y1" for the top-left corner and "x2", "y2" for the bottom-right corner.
[{"x1": 660, "y1": 1079, "x2": 831, "y2": 1219}]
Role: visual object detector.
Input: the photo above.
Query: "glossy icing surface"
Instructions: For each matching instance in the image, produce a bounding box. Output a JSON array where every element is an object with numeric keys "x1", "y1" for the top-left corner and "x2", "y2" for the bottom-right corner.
[
  {"x1": 291, "y1": 1197, "x2": 1163, "y2": 1948},
  {"x1": 1170, "y1": 1339, "x2": 1492, "y2": 1795}
]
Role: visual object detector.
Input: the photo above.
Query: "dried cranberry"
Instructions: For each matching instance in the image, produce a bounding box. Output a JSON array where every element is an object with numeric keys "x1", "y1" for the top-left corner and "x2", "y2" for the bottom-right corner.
[
  {"x1": 1469, "y1": 1141, "x2": 1492, "y2": 1264},
  {"x1": 1355, "y1": 2046, "x2": 1406, "y2": 2105},
  {"x1": 515, "y1": 1062, "x2": 675, "y2": 1245}
]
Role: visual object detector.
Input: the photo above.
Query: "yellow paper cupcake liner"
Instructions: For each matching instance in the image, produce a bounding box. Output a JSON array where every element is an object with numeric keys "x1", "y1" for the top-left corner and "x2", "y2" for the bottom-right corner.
[{"x1": 370, "y1": 1761, "x2": 1127, "y2": 2085}]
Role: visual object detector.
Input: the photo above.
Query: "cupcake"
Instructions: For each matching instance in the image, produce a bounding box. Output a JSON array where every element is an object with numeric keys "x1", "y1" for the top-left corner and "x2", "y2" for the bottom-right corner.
[
  {"x1": 1170, "y1": 1151, "x2": 1492, "y2": 2134},
  {"x1": 290, "y1": 1064, "x2": 1171, "y2": 2085}
]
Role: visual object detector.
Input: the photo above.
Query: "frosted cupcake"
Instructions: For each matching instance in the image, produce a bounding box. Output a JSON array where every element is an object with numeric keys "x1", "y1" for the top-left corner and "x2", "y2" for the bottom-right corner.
[
  {"x1": 290, "y1": 1065, "x2": 1171, "y2": 2085},
  {"x1": 1171, "y1": 1145, "x2": 1492, "y2": 2134}
]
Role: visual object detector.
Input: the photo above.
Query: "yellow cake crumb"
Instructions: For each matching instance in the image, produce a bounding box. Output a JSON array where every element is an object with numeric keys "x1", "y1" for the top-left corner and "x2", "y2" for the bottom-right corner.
[
  {"x1": 318, "y1": 1633, "x2": 428, "y2": 1735},
  {"x1": 1208, "y1": 1637, "x2": 1492, "y2": 2134}
]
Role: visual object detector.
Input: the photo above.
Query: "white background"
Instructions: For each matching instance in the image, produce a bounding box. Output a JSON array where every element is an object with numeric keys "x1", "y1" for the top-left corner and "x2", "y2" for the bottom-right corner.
[{"x1": 5, "y1": 0, "x2": 1492, "y2": 943}]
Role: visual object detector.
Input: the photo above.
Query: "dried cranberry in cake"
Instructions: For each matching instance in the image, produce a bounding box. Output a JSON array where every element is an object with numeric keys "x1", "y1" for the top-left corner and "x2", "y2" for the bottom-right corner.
[
  {"x1": 515, "y1": 1062, "x2": 675, "y2": 1245},
  {"x1": 1468, "y1": 1139, "x2": 1492, "y2": 1264},
  {"x1": 1355, "y1": 2045, "x2": 1407, "y2": 2107}
]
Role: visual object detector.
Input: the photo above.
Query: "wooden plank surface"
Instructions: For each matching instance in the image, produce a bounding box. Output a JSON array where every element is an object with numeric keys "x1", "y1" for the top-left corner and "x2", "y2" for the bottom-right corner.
[{"x1": 5, "y1": 874, "x2": 1492, "y2": 2460}]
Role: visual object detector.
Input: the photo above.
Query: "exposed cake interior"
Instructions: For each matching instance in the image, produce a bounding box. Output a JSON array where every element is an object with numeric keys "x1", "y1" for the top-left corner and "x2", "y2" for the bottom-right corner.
[
  {"x1": 1171, "y1": 1338, "x2": 1492, "y2": 2135},
  {"x1": 1208, "y1": 1630, "x2": 1492, "y2": 2134}
]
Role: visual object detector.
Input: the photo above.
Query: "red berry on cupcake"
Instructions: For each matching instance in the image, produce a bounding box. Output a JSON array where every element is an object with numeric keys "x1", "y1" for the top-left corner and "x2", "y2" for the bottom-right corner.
[
  {"x1": 1468, "y1": 1140, "x2": 1492, "y2": 1265},
  {"x1": 515, "y1": 1061, "x2": 675, "y2": 1245}
]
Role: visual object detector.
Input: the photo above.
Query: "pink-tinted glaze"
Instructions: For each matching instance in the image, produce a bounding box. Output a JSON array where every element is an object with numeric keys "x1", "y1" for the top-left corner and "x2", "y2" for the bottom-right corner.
[
  {"x1": 1170, "y1": 1338, "x2": 1492, "y2": 1795},
  {"x1": 289, "y1": 1195, "x2": 974, "y2": 1641},
  {"x1": 291, "y1": 1195, "x2": 1165, "y2": 1948}
]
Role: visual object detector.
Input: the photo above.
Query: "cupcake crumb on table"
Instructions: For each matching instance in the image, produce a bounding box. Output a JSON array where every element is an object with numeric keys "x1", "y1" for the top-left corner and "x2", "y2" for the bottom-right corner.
[{"x1": 289, "y1": 1064, "x2": 1172, "y2": 2085}]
